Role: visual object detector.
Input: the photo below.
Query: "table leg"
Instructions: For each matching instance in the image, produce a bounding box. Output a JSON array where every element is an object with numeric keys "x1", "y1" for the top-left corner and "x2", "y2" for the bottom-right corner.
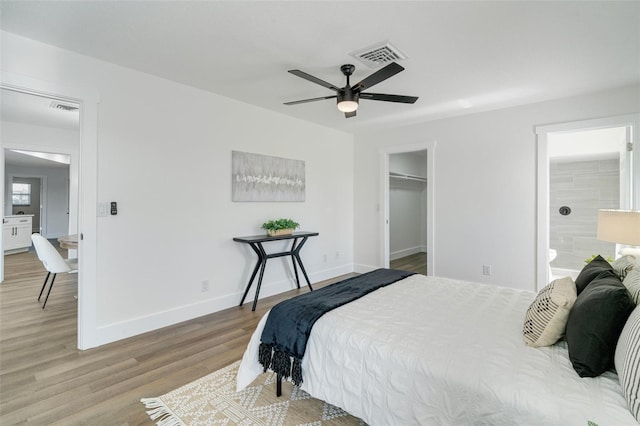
[
  {"x1": 276, "y1": 372, "x2": 282, "y2": 397},
  {"x1": 239, "y1": 242, "x2": 264, "y2": 308},
  {"x1": 290, "y1": 238, "x2": 301, "y2": 289},
  {"x1": 252, "y1": 259, "x2": 268, "y2": 311},
  {"x1": 292, "y1": 237, "x2": 313, "y2": 291},
  {"x1": 293, "y1": 254, "x2": 313, "y2": 291},
  {"x1": 239, "y1": 258, "x2": 261, "y2": 307},
  {"x1": 251, "y1": 243, "x2": 268, "y2": 311}
]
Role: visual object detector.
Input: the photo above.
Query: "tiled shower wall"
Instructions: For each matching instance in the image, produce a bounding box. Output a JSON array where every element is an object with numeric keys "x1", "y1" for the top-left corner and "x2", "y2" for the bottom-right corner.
[{"x1": 550, "y1": 158, "x2": 619, "y2": 270}]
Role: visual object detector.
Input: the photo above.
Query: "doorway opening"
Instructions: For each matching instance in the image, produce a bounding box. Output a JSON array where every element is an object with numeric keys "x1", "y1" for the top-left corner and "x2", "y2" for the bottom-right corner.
[
  {"x1": 380, "y1": 141, "x2": 436, "y2": 276},
  {"x1": 0, "y1": 71, "x2": 99, "y2": 349},
  {"x1": 536, "y1": 114, "x2": 640, "y2": 291},
  {"x1": 0, "y1": 73, "x2": 99, "y2": 350},
  {"x1": 548, "y1": 127, "x2": 629, "y2": 279},
  {"x1": 2, "y1": 91, "x2": 79, "y2": 344},
  {"x1": 388, "y1": 151, "x2": 428, "y2": 275}
]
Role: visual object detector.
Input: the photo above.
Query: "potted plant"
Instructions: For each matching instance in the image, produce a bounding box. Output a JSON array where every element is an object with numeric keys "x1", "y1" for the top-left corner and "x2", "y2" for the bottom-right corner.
[
  {"x1": 585, "y1": 254, "x2": 614, "y2": 264},
  {"x1": 261, "y1": 218, "x2": 300, "y2": 237}
]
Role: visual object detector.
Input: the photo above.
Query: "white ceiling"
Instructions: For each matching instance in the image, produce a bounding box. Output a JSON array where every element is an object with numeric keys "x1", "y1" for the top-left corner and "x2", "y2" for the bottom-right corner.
[
  {"x1": 1, "y1": 1, "x2": 639, "y2": 134},
  {"x1": 4, "y1": 149, "x2": 71, "y2": 169},
  {"x1": 1, "y1": 89, "x2": 78, "y2": 169},
  {"x1": 1, "y1": 89, "x2": 80, "y2": 131}
]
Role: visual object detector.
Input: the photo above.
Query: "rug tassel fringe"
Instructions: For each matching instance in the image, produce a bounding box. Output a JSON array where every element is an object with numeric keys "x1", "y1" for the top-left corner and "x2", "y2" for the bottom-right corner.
[{"x1": 140, "y1": 398, "x2": 185, "y2": 426}]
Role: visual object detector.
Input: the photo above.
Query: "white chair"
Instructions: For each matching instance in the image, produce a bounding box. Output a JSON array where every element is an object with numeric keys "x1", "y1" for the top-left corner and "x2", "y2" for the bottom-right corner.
[{"x1": 31, "y1": 233, "x2": 78, "y2": 309}]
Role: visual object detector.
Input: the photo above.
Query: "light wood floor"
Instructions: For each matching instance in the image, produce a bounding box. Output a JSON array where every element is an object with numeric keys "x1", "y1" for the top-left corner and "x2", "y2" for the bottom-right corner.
[
  {"x1": 390, "y1": 252, "x2": 427, "y2": 275},
  {"x1": 0, "y1": 248, "x2": 355, "y2": 425}
]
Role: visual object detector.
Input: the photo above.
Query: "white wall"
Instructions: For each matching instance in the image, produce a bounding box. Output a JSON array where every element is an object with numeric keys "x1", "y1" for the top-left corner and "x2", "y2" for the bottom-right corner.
[
  {"x1": 353, "y1": 84, "x2": 640, "y2": 291},
  {"x1": 1, "y1": 32, "x2": 354, "y2": 346},
  {"x1": 389, "y1": 180, "x2": 426, "y2": 258},
  {"x1": 390, "y1": 152, "x2": 427, "y2": 177},
  {"x1": 3, "y1": 121, "x2": 76, "y2": 238}
]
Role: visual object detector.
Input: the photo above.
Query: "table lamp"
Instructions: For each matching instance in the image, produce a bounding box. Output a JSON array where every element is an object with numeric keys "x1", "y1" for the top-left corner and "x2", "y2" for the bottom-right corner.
[{"x1": 597, "y1": 209, "x2": 640, "y2": 259}]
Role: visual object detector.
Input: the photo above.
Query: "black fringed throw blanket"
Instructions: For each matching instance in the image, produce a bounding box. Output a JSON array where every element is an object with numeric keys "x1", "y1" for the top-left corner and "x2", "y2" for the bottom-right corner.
[{"x1": 258, "y1": 268, "x2": 415, "y2": 386}]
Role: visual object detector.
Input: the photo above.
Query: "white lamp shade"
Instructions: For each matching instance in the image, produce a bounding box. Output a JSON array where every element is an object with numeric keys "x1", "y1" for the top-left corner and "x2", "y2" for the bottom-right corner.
[
  {"x1": 597, "y1": 209, "x2": 640, "y2": 246},
  {"x1": 337, "y1": 100, "x2": 358, "y2": 113}
]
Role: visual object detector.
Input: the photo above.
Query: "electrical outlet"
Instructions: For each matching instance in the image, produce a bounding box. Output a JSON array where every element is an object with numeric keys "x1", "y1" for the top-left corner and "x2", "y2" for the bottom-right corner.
[
  {"x1": 201, "y1": 280, "x2": 210, "y2": 292},
  {"x1": 323, "y1": 254, "x2": 327, "y2": 262},
  {"x1": 336, "y1": 251, "x2": 340, "y2": 258},
  {"x1": 483, "y1": 265, "x2": 492, "y2": 276}
]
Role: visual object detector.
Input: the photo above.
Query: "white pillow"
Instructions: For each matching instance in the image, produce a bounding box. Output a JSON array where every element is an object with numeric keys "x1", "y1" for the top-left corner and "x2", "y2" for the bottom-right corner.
[
  {"x1": 523, "y1": 276, "x2": 577, "y2": 348},
  {"x1": 615, "y1": 305, "x2": 640, "y2": 422}
]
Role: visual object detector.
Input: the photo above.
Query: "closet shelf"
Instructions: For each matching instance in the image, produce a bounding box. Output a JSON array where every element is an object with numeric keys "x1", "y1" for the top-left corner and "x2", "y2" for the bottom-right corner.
[{"x1": 389, "y1": 171, "x2": 427, "y2": 182}]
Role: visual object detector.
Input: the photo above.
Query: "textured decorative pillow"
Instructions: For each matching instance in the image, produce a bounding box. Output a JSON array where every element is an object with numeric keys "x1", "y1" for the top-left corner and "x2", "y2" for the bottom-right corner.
[
  {"x1": 612, "y1": 255, "x2": 638, "y2": 280},
  {"x1": 624, "y1": 269, "x2": 640, "y2": 305},
  {"x1": 575, "y1": 255, "x2": 614, "y2": 295},
  {"x1": 523, "y1": 277, "x2": 577, "y2": 348},
  {"x1": 566, "y1": 269, "x2": 634, "y2": 377},
  {"x1": 615, "y1": 305, "x2": 640, "y2": 423}
]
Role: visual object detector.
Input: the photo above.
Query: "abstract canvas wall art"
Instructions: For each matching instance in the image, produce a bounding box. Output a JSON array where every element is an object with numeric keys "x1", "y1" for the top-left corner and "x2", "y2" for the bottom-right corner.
[{"x1": 232, "y1": 151, "x2": 305, "y2": 202}]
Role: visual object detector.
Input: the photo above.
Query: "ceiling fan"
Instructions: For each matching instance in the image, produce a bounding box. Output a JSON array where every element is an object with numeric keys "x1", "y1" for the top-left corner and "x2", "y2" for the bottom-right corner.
[{"x1": 284, "y1": 62, "x2": 419, "y2": 118}]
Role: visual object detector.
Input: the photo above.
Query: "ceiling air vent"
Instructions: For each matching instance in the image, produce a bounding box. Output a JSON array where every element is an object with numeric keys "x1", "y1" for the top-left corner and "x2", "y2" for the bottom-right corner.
[
  {"x1": 49, "y1": 101, "x2": 79, "y2": 112},
  {"x1": 350, "y1": 41, "x2": 408, "y2": 68}
]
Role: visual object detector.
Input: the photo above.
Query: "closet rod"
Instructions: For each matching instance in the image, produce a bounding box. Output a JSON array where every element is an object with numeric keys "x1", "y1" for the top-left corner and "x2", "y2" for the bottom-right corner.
[{"x1": 389, "y1": 171, "x2": 427, "y2": 182}]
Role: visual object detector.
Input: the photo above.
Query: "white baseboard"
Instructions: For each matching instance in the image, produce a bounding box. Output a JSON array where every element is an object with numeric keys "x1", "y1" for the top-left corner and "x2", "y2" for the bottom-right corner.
[
  {"x1": 91, "y1": 263, "x2": 355, "y2": 348},
  {"x1": 236, "y1": 263, "x2": 354, "y2": 303},
  {"x1": 389, "y1": 246, "x2": 425, "y2": 261},
  {"x1": 93, "y1": 292, "x2": 241, "y2": 348},
  {"x1": 353, "y1": 263, "x2": 379, "y2": 274}
]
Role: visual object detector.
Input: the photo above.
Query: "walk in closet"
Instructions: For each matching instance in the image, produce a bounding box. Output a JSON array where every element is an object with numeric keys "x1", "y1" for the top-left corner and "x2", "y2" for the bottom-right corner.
[{"x1": 389, "y1": 151, "x2": 428, "y2": 272}]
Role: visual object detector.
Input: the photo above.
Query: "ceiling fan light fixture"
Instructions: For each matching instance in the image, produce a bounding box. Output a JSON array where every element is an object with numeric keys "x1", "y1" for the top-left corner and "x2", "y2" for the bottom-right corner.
[
  {"x1": 337, "y1": 91, "x2": 359, "y2": 113},
  {"x1": 285, "y1": 62, "x2": 417, "y2": 118},
  {"x1": 337, "y1": 100, "x2": 358, "y2": 113}
]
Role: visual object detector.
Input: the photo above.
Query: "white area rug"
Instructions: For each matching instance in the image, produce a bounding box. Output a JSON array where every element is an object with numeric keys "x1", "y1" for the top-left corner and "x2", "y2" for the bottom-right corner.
[{"x1": 141, "y1": 360, "x2": 364, "y2": 425}]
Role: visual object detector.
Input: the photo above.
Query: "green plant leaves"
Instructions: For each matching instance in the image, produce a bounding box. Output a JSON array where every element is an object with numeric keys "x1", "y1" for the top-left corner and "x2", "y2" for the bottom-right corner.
[{"x1": 261, "y1": 218, "x2": 300, "y2": 231}]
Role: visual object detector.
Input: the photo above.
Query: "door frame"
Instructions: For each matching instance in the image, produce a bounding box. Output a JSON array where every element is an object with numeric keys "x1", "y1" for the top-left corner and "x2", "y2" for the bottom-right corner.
[
  {"x1": 1, "y1": 72, "x2": 100, "y2": 350},
  {"x1": 535, "y1": 113, "x2": 640, "y2": 291},
  {"x1": 380, "y1": 141, "x2": 436, "y2": 274}
]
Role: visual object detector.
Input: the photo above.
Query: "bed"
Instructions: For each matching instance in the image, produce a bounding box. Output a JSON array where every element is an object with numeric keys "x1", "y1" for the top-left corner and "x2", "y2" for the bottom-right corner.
[{"x1": 237, "y1": 271, "x2": 640, "y2": 425}]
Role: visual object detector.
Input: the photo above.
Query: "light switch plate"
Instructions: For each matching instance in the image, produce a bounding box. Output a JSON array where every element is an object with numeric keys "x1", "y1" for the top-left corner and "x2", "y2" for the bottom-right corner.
[{"x1": 97, "y1": 202, "x2": 108, "y2": 217}]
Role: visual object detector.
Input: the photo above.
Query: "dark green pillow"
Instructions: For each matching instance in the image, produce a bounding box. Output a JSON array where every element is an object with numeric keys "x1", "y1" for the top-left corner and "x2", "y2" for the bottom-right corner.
[
  {"x1": 575, "y1": 255, "x2": 614, "y2": 295},
  {"x1": 566, "y1": 269, "x2": 634, "y2": 377}
]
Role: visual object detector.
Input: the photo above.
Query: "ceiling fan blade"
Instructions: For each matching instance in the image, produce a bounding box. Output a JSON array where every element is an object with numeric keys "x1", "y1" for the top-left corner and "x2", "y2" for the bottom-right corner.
[
  {"x1": 345, "y1": 110, "x2": 357, "y2": 119},
  {"x1": 359, "y1": 92, "x2": 419, "y2": 104},
  {"x1": 351, "y1": 62, "x2": 404, "y2": 92},
  {"x1": 284, "y1": 95, "x2": 337, "y2": 105},
  {"x1": 288, "y1": 70, "x2": 341, "y2": 92}
]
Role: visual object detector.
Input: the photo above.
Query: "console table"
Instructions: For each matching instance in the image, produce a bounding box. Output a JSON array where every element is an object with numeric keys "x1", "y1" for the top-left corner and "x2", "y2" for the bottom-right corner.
[{"x1": 233, "y1": 231, "x2": 319, "y2": 311}]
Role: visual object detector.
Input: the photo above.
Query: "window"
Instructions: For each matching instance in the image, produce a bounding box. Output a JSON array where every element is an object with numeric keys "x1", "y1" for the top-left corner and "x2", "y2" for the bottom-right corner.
[{"x1": 12, "y1": 183, "x2": 31, "y2": 206}]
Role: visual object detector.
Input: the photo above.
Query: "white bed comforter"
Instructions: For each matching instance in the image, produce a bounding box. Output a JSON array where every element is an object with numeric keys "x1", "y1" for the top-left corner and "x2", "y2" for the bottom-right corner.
[{"x1": 237, "y1": 274, "x2": 637, "y2": 425}]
